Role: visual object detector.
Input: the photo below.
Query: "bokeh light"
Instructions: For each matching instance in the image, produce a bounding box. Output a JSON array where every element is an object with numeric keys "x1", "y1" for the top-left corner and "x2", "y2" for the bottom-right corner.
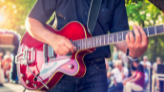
[{"x1": 0, "y1": 13, "x2": 5, "y2": 22}]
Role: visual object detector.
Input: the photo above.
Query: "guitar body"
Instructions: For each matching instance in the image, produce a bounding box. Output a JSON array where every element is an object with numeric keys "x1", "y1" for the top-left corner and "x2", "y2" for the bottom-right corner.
[{"x1": 16, "y1": 21, "x2": 94, "y2": 91}]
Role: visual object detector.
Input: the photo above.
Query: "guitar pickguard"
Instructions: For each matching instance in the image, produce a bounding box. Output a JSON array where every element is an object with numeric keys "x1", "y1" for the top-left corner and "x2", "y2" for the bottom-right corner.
[{"x1": 39, "y1": 57, "x2": 70, "y2": 80}]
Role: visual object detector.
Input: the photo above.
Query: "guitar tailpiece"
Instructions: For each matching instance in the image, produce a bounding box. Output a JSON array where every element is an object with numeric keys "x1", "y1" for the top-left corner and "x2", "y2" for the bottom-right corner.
[{"x1": 15, "y1": 48, "x2": 35, "y2": 65}]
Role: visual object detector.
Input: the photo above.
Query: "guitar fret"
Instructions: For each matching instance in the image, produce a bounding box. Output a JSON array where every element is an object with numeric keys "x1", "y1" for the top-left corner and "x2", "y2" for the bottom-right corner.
[
  {"x1": 71, "y1": 25, "x2": 164, "y2": 51},
  {"x1": 85, "y1": 39, "x2": 88, "y2": 48},
  {"x1": 79, "y1": 40, "x2": 81, "y2": 50},
  {"x1": 97, "y1": 36, "x2": 101, "y2": 47},
  {"x1": 92, "y1": 38, "x2": 94, "y2": 47},
  {"x1": 80, "y1": 40, "x2": 82, "y2": 50},
  {"x1": 96, "y1": 37, "x2": 98, "y2": 47},
  {"x1": 113, "y1": 34, "x2": 117, "y2": 42},
  {"x1": 118, "y1": 32, "x2": 122, "y2": 42},
  {"x1": 76, "y1": 41, "x2": 80, "y2": 50},
  {"x1": 84, "y1": 39, "x2": 86, "y2": 49},
  {"x1": 101, "y1": 36, "x2": 104, "y2": 45},
  {"x1": 80, "y1": 41, "x2": 82, "y2": 50},
  {"x1": 88, "y1": 39, "x2": 91, "y2": 48},
  {"x1": 108, "y1": 35, "x2": 109, "y2": 44},
  {"x1": 117, "y1": 33, "x2": 118, "y2": 42},
  {"x1": 92, "y1": 38, "x2": 95, "y2": 47},
  {"x1": 155, "y1": 26, "x2": 157, "y2": 34},
  {"x1": 147, "y1": 27, "x2": 149, "y2": 36},
  {"x1": 156, "y1": 25, "x2": 164, "y2": 34},
  {"x1": 109, "y1": 34, "x2": 113, "y2": 43},
  {"x1": 123, "y1": 31, "x2": 128, "y2": 41},
  {"x1": 104, "y1": 35, "x2": 105, "y2": 45},
  {"x1": 78, "y1": 41, "x2": 80, "y2": 50},
  {"x1": 105, "y1": 35, "x2": 108, "y2": 45},
  {"x1": 122, "y1": 32, "x2": 123, "y2": 41},
  {"x1": 148, "y1": 27, "x2": 155, "y2": 36},
  {"x1": 112, "y1": 34, "x2": 114, "y2": 43},
  {"x1": 100, "y1": 36, "x2": 101, "y2": 46},
  {"x1": 86, "y1": 39, "x2": 89, "y2": 48}
]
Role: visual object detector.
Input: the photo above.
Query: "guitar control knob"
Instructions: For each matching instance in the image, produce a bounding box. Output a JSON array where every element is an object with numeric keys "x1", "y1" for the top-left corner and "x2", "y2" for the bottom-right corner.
[
  {"x1": 26, "y1": 80, "x2": 29, "y2": 84},
  {"x1": 68, "y1": 64, "x2": 74, "y2": 69}
]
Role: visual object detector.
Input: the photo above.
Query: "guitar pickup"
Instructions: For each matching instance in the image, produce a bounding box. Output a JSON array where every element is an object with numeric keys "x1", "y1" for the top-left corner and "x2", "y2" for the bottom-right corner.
[{"x1": 43, "y1": 44, "x2": 56, "y2": 63}]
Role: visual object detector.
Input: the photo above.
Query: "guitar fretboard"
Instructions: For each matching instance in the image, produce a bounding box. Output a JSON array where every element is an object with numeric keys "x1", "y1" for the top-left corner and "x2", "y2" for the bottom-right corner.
[{"x1": 72, "y1": 25, "x2": 164, "y2": 50}]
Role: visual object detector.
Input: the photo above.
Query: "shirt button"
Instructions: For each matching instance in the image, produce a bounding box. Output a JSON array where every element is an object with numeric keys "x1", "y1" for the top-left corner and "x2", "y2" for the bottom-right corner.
[
  {"x1": 102, "y1": 9, "x2": 105, "y2": 12},
  {"x1": 85, "y1": 12, "x2": 87, "y2": 15}
]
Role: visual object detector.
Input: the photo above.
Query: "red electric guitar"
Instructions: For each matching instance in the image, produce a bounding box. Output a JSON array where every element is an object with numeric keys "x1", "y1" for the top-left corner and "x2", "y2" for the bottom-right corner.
[{"x1": 15, "y1": 21, "x2": 164, "y2": 91}]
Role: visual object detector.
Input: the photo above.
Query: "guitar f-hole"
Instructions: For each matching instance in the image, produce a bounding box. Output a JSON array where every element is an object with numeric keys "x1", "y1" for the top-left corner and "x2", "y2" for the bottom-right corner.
[{"x1": 33, "y1": 74, "x2": 40, "y2": 82}]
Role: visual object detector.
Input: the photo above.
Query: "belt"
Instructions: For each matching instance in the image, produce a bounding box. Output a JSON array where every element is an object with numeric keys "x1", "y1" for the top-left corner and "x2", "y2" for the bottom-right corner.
[
  {"x1": 83, "y1": 57, "x2": 105, "y2": 66},
  {"x1": 93, "y1": 58, "x2": 105, "y2": 62}
]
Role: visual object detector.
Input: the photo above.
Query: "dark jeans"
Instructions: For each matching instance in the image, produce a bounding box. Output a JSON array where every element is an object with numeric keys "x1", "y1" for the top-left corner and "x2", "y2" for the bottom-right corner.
[
  {"x1": 107, "y1": 78, "x2": 111, "y2": 87},
  {"x1": 108, "y1": 83, "x2": 123, "y2": 92},
  {"x1": 47, "y1": 59, "x2": 108, "y2": 92}
]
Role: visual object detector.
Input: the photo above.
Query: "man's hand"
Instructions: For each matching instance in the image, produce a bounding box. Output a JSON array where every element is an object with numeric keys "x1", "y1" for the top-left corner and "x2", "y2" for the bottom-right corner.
[
  {"x1": 49, "y1": 34, "x2": 76, "y2": 56},
  {"x1": 126, "y1": 25, "x2": 149, "y2": 58}
]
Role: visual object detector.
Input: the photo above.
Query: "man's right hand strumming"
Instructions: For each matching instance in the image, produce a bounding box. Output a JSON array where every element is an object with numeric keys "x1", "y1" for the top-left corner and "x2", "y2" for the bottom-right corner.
[
  {"x1": 25, "y1": 17, "x2": 75, "y2": 56},
  {"x1": 48, "y1": 34, "x2": 76, "y2": 56}
]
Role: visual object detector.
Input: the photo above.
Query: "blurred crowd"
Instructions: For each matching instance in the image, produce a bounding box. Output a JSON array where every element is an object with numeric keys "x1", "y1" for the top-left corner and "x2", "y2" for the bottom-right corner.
[
  {"x1": 0, "y1": 45, "x2": 162, "y2": 92},
  {"x1": 106, "y1": 46, "x2": 162, "y2": 92},
  {"x1": 0, "y1": 30, "x2": 20, "y2": 87},
  {"x1": 0, "y1": 51, "x2": 18, "y2": 86}
]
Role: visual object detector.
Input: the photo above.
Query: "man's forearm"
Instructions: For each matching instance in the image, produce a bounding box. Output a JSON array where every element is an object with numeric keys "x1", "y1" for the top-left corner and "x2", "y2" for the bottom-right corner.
[
  {"x1": 25, "y1": 17, "x2": 57, "y2": 45},
  {"x1": 114, "y1": 41, "x2": 128, "y2": 54}
]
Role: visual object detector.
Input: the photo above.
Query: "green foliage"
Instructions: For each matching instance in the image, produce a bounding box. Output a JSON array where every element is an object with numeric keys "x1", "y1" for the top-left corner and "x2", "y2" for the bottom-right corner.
[{"x1": 0, "y1": 0, "x2": 36, "y2": 36}]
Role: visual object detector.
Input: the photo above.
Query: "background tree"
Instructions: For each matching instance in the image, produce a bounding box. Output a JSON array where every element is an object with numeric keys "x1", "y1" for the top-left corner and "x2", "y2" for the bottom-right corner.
[{"x1": 0, "y1": 0, "x2": 36, "y2": 35}]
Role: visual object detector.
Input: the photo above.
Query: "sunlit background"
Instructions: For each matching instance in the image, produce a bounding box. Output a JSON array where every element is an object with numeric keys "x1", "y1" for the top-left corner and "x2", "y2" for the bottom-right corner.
[{"x1": 0, "y1": 0, "x2": 164, "y2": 61}]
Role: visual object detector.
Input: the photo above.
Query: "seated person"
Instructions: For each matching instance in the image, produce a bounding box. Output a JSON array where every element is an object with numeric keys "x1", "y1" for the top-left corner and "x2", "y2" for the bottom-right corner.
[
  {"x1": 123, "y1": 64, "x2": 145, "y2": 92},
  {"x1": 108, "y1": 60, "x2": 129, "y2": 92},
  {"x1": 132, "y1": 60, "x2": 149, "y2": 87}
]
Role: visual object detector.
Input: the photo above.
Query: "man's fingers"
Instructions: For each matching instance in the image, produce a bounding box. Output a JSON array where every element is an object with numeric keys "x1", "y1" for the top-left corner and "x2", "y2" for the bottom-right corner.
[
  {"x1": 65, "y1": 39, "x2": 76, "y2": 52},
  {"x1": 126, "y1": 33, "x2": 130, "y2": 46},
  {"x1": 133, "y1": 25, "x2": 141, "y2": 44},
  {"x1": 56, "y1": 45, "x2": 69, "y2": 55},
  {"x1": 138, "y1": 25, "x2": 148, "y2": 47},
  {"x1": 61, "y1": 45, "x2": 70, "y2": 54},
  {"x1": 129, "y1": 31, "x2": 135, "y2": 44}
]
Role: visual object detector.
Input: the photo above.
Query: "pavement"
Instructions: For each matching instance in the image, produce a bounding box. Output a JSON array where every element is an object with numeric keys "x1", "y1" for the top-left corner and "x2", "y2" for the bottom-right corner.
[{"x1": 0, "y1": 83, "x2": 41, "y2": 92}]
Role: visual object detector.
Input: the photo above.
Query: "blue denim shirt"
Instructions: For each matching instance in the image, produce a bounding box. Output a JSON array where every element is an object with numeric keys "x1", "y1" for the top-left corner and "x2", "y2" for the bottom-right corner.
[{"x1": 29, "y1": 0, "x2": 129, "y2": 59}]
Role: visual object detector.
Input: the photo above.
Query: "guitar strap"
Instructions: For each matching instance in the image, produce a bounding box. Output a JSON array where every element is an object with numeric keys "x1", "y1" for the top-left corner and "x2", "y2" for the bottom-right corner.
[{"x1": 87, "y1": 0, "x2": 102, "y2": 34}]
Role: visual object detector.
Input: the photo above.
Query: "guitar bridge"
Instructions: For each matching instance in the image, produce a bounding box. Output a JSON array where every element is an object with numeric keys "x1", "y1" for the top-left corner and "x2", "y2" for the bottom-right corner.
[{"x1": 15, "y1": 48, "x2": 35, "y2": 65}]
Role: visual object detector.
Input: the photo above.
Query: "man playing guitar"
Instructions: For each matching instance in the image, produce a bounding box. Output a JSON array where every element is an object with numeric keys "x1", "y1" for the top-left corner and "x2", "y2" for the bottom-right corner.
[{"x1": 25, "y1": 0, "x2": 148, "y2": 92}]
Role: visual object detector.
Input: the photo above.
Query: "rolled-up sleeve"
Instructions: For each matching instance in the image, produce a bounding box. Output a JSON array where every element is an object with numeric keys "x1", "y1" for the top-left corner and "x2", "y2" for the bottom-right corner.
[
  {"x1": 29, "y1": 0, "x2": 56, "y2": 24},
  {"x1": 110, "y1": 0, "x2": 129, "y2": 33}
]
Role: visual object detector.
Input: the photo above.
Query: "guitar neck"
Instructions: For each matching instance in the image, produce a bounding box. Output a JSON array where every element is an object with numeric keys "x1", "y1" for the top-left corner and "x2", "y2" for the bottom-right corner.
[{"x1": 72, "y1": 25, "x2": 164, "y2": 51}]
